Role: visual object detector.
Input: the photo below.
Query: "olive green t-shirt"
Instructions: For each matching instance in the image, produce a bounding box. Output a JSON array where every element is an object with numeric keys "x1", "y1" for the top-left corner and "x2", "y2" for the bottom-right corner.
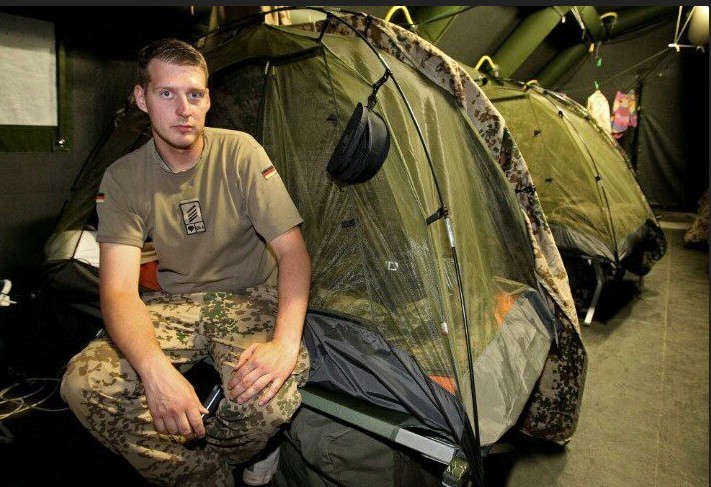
[{"x1": 96, "y1": 127, "x2": 303, "y2": 294}]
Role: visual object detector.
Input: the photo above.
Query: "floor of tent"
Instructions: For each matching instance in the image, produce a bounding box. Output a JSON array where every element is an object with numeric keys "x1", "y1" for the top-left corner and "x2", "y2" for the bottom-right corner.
[{"x1": 0, "y1": 211, "x2": 707, "y2": 486}]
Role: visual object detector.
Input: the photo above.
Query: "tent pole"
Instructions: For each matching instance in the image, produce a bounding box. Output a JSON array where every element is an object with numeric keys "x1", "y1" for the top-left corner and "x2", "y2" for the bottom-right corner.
[
  {"x1": 445, "y1": 214, "x2": 483, "y2": 458},
  {"x1": 629, "y1": 79, "x2": 644, "y2": 172}
]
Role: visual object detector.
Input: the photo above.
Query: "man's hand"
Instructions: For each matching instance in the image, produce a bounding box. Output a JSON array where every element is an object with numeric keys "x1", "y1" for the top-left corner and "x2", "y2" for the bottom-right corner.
[
  {"x1": 228, "y1": 339, "x2": 298, "y2": 406},
  {"x1": 142, "y1": 361, "x2": 209, "y2": 440},
  {"x1": 227, "y1": 226, "x2": 309, "y2": 407}
]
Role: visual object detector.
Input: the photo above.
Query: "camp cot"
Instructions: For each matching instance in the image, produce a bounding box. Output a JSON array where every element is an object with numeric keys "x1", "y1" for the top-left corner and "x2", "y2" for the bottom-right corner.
[{"x1": 42, "y1": 9, "x2": 587, "y2": 485}]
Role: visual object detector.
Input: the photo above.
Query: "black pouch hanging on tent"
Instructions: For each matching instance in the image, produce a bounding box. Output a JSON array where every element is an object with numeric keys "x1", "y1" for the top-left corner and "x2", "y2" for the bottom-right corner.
[{"x1": 327, "y1": 72, "x2": 391, "y2": 185}]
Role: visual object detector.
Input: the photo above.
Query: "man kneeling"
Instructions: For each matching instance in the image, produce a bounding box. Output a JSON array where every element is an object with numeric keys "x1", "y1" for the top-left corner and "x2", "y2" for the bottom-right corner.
[{"x1": 61, "y1": 38, "x2": 311, "y2": 487}]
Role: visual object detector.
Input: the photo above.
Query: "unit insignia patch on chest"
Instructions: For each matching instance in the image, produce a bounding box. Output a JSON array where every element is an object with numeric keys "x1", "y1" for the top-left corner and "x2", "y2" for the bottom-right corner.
[{"x1": 179, "y1": 199, "x2": 206, "y2": 235}]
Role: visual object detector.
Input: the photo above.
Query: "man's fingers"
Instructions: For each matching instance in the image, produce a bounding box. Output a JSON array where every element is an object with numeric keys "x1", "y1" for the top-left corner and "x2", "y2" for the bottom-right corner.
[
  {"x1": 258, "y1": 378, "x2": 284, "y2": 406},
  {"x1": 153, "y1": 408, "x2": 205, "y2": 438},
  {"x1": 235, "y1": 345, "x2": 255, "y2": 369},
  {"x1": 229, "y1": 366, "x2": 260, "y2": 398},
  {"x1": 186, "y1": 409, "x2": 206, "y2": 438},
  {"x1": 236, "y1": 374, "x2": 273, "y2": 404},
  {"x1": 163, "y1": 416, "x2": 180, "y2": 435},
  {"x1": 229, "y1": 357, "x2": 256, "y2": 389},
  {"x1": 154, "y1": 417, "x2": 167, "y2": 434},
  {"x1": 176, "y1": 412, "x2": 195, "y2": 437}
]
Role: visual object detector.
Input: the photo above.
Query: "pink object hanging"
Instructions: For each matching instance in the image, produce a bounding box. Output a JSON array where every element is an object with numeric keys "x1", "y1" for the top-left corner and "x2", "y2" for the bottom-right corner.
[{"x1": 611, "y1": 89, "x2": 637, "y2": 139}]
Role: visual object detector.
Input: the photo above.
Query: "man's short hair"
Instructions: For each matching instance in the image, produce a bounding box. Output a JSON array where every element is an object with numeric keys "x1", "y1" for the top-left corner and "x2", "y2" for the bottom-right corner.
[{"x1": 137, "y1": 38, "x2": 208, "y2": 87}]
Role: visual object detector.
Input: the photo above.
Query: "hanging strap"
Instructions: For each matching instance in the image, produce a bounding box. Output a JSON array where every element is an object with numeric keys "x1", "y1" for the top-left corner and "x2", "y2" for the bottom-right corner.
[{"x1": 426, "y1": 206, "x2": 448, "y2": 225}]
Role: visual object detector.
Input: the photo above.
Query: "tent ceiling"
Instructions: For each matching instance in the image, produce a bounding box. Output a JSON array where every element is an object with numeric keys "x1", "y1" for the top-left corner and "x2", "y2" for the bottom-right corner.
[
  {"x1": 194, "y1": 6, "x2": 682, "y2": 87},
  {"x1": 0, "y1": 6, "x2": 684, "y2": 84},
  {"x1": 383, "y1": 6, "x2": 679, "y2": 86}
]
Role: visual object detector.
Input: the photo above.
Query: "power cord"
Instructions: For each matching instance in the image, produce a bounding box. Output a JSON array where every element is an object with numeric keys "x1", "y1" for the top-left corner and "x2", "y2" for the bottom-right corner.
[
  {"x1": 0, "y1": 366, "x2": 69, "y2": 422},
  {"x1": 1, "y1": 279, "x2": 71, "y2": 446}
]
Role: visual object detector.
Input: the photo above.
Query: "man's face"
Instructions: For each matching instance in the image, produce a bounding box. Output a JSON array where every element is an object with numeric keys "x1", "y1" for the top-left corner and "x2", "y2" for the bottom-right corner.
[{"x1": 134, "y1": 59, "x2": 210, "y2": 151}]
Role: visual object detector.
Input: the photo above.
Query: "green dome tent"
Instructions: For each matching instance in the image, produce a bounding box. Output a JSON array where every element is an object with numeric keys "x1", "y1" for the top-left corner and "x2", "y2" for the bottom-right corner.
[
  {"x1": 478, "y1": 78, "x2": 666, "y2": 274},
  {"x1": 43, "y1": 9, "x2": 587, "y2": 483},
  {"x1": 477, "y1": 77, "x2": 666, "y2": 321}
]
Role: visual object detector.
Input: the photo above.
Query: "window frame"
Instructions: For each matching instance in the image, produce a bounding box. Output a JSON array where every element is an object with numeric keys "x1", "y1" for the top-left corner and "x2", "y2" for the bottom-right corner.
[{"x1": 0, "y1": 14, "x2": 71, "y2": 153}]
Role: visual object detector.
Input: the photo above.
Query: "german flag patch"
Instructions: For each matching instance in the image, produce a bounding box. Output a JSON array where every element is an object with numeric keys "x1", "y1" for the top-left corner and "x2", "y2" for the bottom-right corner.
[
  {"x1": 96, "y1": 192, "x2": 105, "y2": 203},
  {"x1": 261, "y1": 165, "x2": 276, "y2": 180}
]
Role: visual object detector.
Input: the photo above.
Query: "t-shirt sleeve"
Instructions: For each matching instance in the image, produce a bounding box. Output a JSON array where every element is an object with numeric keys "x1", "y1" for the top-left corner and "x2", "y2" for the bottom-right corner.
[
  {"x1": 95, "y1": 169, "x2": 146, "y2": 248},
  {"x1": 240, "y1": 143, "x2": 303, "y2": 243}
]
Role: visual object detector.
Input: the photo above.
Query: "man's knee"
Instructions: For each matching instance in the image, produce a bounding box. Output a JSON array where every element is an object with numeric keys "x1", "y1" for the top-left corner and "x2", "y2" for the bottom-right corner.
[
  {"x1": 216, "y1": 382, "x2": 302, "y2": 434},
  {"x1": 60, "y1": 355, "x2": 85, "y2": 411},
  {"x1": 60, "y1": 340, "x2": 132, "y2": 413}
]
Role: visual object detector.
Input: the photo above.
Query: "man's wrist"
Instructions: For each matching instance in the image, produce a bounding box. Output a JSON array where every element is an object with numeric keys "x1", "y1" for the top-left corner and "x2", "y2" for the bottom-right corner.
[
  {"x1": 134, "y1": 350, "x2": 172, "y2": 380},
  {"x1": 271, "y1": 336, "x2": 301, "y2": 356}
]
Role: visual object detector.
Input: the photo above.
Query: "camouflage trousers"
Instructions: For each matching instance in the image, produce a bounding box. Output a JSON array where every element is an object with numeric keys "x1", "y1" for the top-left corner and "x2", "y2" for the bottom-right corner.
[{"x1": 60, "y1": 286, "x2": 310, "y2": 487}]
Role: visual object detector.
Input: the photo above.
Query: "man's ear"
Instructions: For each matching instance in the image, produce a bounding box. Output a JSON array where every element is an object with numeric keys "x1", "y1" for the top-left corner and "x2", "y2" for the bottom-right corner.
[
  {"x1": 205, "y1": 88, "x2": 211, "y2": 111},
  {"x1": 134, "y1": 84, "x2": 148, "y2": 113}
]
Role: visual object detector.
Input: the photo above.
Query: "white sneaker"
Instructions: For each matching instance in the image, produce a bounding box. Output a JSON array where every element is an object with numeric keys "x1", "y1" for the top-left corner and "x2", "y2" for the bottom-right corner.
[{"x1": 242, "y1": 447, "x2": 280, "y2": 486}]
